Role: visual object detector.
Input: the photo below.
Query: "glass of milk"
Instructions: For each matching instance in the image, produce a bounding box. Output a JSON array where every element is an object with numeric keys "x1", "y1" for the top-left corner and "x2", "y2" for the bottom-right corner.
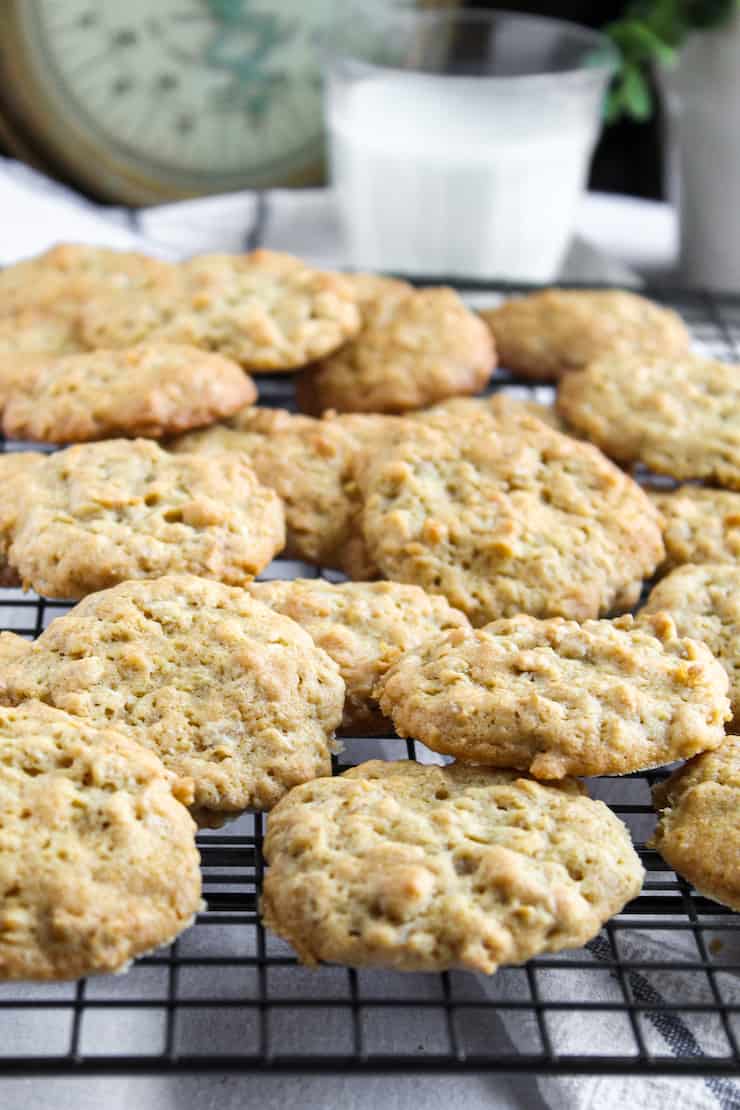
[{"x1": 324, "y1": 8, "x2": 617, "y2": 281}]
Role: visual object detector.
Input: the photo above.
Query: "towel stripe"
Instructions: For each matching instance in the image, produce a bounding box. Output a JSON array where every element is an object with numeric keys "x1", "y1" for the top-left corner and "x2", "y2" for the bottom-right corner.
[
  {"x1": 244, "y1": 191, "x2": 269, "y2": 251},
  {"x1": 588, "y1": 936, "x2": 740, "y2": 1108}
]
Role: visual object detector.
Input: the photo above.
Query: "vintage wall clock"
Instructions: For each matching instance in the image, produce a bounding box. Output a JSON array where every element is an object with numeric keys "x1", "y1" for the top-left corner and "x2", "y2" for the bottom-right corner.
[{"x1": 0, "y1": 0, "x2": 383, "y2": 203}]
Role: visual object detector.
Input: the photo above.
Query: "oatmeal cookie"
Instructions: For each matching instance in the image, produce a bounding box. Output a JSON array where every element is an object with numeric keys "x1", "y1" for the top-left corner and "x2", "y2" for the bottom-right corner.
[
  {"x1": 0, "y1": 632, "x2": 32, "y2": 665},
  {"x1": 173, "y1": 406, "x2": 411, "y2": 572},
  {"x1": 357, "y1": 409, "x2": 664, "y2": 624},
  {"x1": 82, "y1": 250, "x2": 361, "y2": 372},
  {"x1": 481, "y1": 289, "x2": 690, "y2": 381},
  {"x1": 0, "y1": 311, "x2": 88, "y2": 413},
  {"x1": 2, "y1": 343, "x2": 256, "y2": 444},
  {"x1": 334, "y1": 273, "x2": 414, "y2": 308},
  {"x1": 248, "y1": 579, "x2": 469, "y2": 733},
  {"x1": 0, "y1": 243, "x2": 179, "y2": 317},
  {"x1": 296, "y1": 284, "x2": 494, "y2": 414},
  {"x1": 651, "y1": 736, "x2": 740, "y2": 911},
  {"x1": 293, "y1": 273, "x2": 412, "y2": 415},
  {"x1": 649, "y1": 486, "x2": 740, "y2": 570},
  {"x1": 0, "y1": 439, "x2": 284, "y2": 598},
  {"x1": 0, "y1": 451, "x2": 46, "y2": 588},
  {"x1": 412, "y1": 393, "x2": 568, "y2": 434},
  {"x1": 558, "y1": 353, "x2": 740, "y2": 487},
  {"x1": 639, "y1": 564, "x2": 740, "y2": 721},
  {"x1": 0, "y1": 700, "x2": 201, "y2": 979},
  {"x1": 0, "y1": 308, "x2": 84, "y2": 362},
  {"x1": 262, "y1": 759, "x2": 644, "y2": 973},
  {"x1": 0, "y1": 308, "x2": 86, "y2": 419},
  {"x1": 172, "y1": 407, "x2": 357, "y2": 565},
  {"x1": 0, "y1": 576, "x2": 344, "y2": 821},
  {"x1": 377, "y1": 614, "x2": 730, "y2": 778}
]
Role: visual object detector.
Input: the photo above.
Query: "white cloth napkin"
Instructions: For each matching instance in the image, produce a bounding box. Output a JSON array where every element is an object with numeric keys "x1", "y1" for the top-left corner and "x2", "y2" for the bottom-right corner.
[
  {"x1": 0, "y1": 158, "x2": 733, "y2": 1110},
  {"x1": 0, "y1": 155, "x2": 646, "y2": 283},
  {"x1": 0, "y1": 160, "x2": 159, "y2": 262}
]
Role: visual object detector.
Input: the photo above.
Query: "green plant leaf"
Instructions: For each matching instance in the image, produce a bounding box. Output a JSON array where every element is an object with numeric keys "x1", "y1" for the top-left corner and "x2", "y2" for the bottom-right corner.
[
  {"x1": 622, "y1": 62, "x2": 653, "y2": 119},
  {"x1": 605, "y1": 61, "x2": 654, "y2": 123},
  {"x1": 606, "y1": 18, "x2": 676, "y2": 61},
  {"x1": 627, "y1": 0, "x2": 689, "y2": 46},
  {"x1": 603, "y1": 0, "x2": 740, "y2": 123},
  {"x1": 604, "y1": 87, "x2": 625, "y2": 123}
]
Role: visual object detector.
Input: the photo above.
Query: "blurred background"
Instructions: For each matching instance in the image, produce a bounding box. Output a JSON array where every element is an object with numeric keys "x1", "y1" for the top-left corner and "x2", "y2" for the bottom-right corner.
[
  {"x1": 0, "y1": 0, "x2": 662, "y2": 202},
  {"x1": 469, "y1": 1, "x2": 664, "y2": 200},
  {"x1": 0, "y1": 0, "x2": 737, "y2": 288}
]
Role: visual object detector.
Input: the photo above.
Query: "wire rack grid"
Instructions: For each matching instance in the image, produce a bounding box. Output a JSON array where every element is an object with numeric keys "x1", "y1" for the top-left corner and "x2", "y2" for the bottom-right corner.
[{"x1": 0, "y1": 282, "x2": 738, "y2": 1080}]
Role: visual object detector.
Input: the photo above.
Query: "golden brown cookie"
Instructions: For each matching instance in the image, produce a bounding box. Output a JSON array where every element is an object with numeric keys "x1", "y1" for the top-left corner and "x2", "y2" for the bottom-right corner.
[
  {"x1": 639, "y1": 565, "x2": 740, "y2": 722},
  {"x1": 0, "y1": 451, "x2": 46, "y2": 588},
  {"x1": 649, "y1": 486, "x2": 740, "y2": 570},
  {"x1": 172, "y1": 407, "x2": 356, "y2": 565},
  {"x1": 0, "y1": 700, "x2": 201, "y2": 979},
  {"x1": 0, "y1": 633, "x2": 33, "y2": 704},
  {"x1": 377, "y1": 614, "x2": 730, "y2": 779},
  {"x1": 248, "y1": 579, "x2": 469, "y2": 733},
  {"x1": 296, "y1": 283, "x2": 495, "y2": 414},
  {"x1": 0, "y1": 309, "x2": 84, "y2": 364},
  {"x1": 0, "y1": 243, "x2": 179, "y2": 318},
  {"x1": 558, "y1": 353, "x2": 740, "y2": 487},
  {"x1": 0, "y1": 576, "x2": 345, "y2": 822},
  {"x1": 262, "y1": 759, "x2": 644, "y2": 973},
  {"x1": 0, "y1": 310, "x2": 87, "y2": 414},
  {"x1": 333, "y1": 273, "x2": 414, "y2": 308},
  {"x1": 0, "y1": 439, "x2": 284, "y2": 598},
  {"x1": 0, "y1": 358, "x2": 46, "y2": 417},
  {"x1": 515, "y1": 399, "x2": 568, "y2": 432},
  {"x1": 293, "y1": 274, "x2": 412, "y2": 415},
  {"x1": 0, "y1": 312, "x2": 85, "y2": 425},
  {"x1": 481, "y1": 289, "x2": 690, "y2": 381},
  {"x1": 0, "y1": 632, "x2": 32, "y2": 667},
  {"x1": 81, "y1": 250, "x2": 361, "y2": 372},
  {"x1": 342, "y1": 400, "x2": 561, "y2": 580},
  {"x1": 321, "y1": 411, "x2": 423, "y2": 575},
  {"x1": 173, "y1": 406, "x2": 412, "y2": 572},
  {"x1": 651, "y1": 736, "x2": 740, "y2": 911},
  {"x1": 412, "y1": 393, "x2": 568, "y2": 435},
  {"x1": 357, "y1": 403, "x2": 664, "y2": 624},
  {"x1": 525, "y1": 401, "x2": 568, "y2": 432},
  {"x1": 2, "y1": 343, "x2": 257, "y2": 444},
  {"x1": 293, "y1": 274, "x2": 412, "y2": 414}
]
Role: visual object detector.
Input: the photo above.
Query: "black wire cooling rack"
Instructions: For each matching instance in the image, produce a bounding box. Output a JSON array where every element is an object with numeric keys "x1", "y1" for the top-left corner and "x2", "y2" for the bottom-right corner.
[{"x1": 0, "y1": 282, "x2": 738, "y2": 1079}]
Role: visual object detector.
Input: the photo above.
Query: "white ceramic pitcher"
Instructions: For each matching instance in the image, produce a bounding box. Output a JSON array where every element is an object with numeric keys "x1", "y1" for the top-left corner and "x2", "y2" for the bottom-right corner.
[{"x1": 660, "y1": 10, "x2": 740, "y2": 291}]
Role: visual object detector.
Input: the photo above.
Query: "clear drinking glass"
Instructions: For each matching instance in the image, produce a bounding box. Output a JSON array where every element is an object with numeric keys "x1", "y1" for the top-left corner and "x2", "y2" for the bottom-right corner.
[{"x1": 324, "y1": 8, "x2": 617, "y2": 281}]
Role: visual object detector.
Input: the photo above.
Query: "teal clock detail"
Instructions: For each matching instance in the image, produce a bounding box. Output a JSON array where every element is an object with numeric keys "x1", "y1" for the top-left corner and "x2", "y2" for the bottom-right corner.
[{"x1": 0, "y1": 0, "x2": 341, "y2": 200}]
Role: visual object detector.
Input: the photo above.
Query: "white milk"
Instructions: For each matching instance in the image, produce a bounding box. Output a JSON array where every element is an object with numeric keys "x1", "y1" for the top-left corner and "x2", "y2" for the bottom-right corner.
[{"x1": 326, "y1": 72, "x2": 599, "y2": 280}]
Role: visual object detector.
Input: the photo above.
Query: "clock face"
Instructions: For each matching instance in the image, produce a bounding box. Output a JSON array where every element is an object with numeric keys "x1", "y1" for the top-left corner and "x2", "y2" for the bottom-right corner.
[{"x1": 17, "y1": 0, "x2": 339, "y2": 186}]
